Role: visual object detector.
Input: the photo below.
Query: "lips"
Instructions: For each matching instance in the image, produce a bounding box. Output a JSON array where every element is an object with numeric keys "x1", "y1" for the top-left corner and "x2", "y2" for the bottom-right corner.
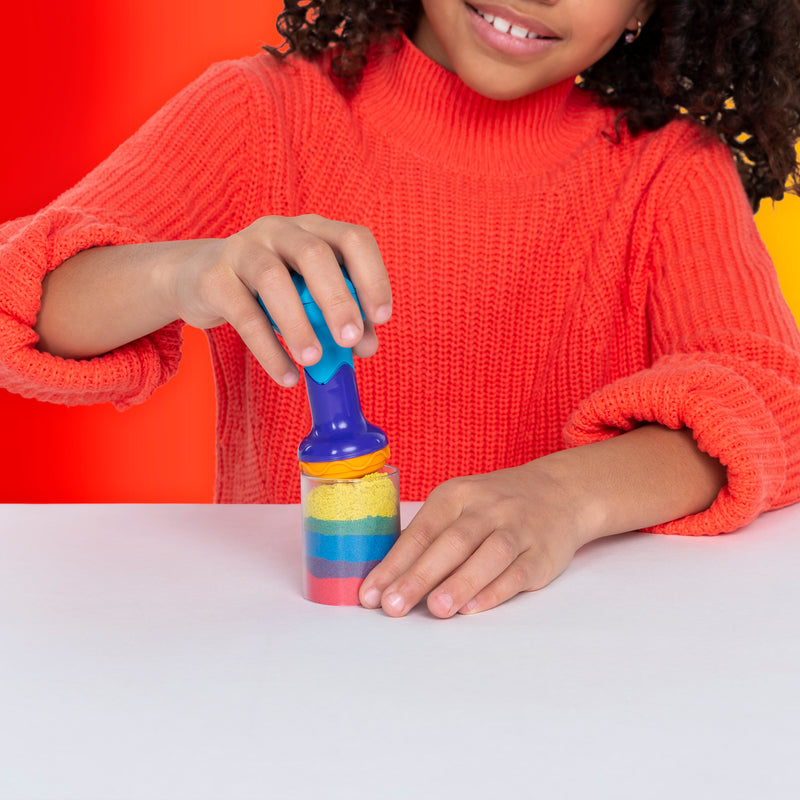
[
  {"x1": 467, "y1": 3, "x2": 560, "y2": 40},
  {"x1": 465, "y1": 2, "x2": 561, "y2": 59}
]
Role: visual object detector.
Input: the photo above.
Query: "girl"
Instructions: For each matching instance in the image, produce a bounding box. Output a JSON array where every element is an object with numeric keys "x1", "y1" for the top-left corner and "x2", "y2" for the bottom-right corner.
[{"x1": 2, "y1": 0, "x2": 800, "y2": 618}]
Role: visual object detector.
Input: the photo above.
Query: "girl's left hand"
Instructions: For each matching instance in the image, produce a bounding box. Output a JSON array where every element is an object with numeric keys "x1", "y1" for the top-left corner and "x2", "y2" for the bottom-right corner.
[
  {"x1": 359, "y1": 425, "x2": 727, "y2": 617},
  {"x1": 359, "y1": 462, "x2": 596, "y2": 618}
]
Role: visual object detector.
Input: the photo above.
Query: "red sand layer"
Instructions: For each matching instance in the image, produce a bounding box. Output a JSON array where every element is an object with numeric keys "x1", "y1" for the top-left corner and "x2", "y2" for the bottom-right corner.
[{"x1": 304, "y1": 571, "x2": 363, "y2": 606}]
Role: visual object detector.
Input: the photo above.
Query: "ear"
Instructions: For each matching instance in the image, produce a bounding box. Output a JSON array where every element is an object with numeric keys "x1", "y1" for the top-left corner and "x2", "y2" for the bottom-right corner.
[{"x1": 626, "y1": 0, "x2": 657, "y2": 30}]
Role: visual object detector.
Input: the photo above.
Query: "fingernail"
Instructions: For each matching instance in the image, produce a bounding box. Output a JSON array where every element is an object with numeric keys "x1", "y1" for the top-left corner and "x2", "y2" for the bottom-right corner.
[
  {"x1": 459, "y1": 598, "x2": 478, "y2": 615},
  {"x1": 363, "y1": 587, "x2": 381, "y2": 608},
  {"x1": 301, "y1": 346, "x2": 320, "y2": 364},
  {"x1": 282, "y1": 372, "x2": 298, "y2": 387},
  {"x1": 374, "y1": 304, "x2": 392, "y2": 325},
  {"x1": 435, "y1": 593, "x2": 453, "y2": 616},
  {"x1": 340, "y1": 323, "x2": 360, "y2": 344},
  {"x1": 384, "y1": 592, "x2": 404, "y2": 614}
]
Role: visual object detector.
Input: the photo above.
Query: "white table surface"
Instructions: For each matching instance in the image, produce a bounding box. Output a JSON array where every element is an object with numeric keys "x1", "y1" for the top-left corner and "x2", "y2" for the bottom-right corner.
[{"x1": 1, "y1": 501, "x2": 799, "y2": 799}]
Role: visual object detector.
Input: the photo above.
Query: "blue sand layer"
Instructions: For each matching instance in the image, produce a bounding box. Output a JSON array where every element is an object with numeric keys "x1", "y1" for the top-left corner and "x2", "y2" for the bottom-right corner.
[
  {"x1": 304, "y1": 530, "x2": 398, "y2": 563},
  {"x1": 303, "y1": 515, "x2": 399, "y2": 538},
  {"x1": 306, "y1": 556, "x2": 381, "y2": 580}
]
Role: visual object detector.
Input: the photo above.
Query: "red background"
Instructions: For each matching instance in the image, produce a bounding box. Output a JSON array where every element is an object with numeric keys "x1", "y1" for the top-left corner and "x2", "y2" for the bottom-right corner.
[
  {"x1": 1, "y1": 1, "x2": 283, "y2": 501},
  {"x1": 2, "y1": 3, "x2": 797, "y2": 502}
]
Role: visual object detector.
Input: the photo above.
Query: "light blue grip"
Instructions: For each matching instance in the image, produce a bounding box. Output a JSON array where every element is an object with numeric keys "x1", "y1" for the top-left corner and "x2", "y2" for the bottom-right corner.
[{"x1": 257, "y1": 271, "x2": 361, "y2": 385}]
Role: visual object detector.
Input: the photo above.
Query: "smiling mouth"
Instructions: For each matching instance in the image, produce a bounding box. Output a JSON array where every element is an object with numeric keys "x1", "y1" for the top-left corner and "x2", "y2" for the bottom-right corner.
[{"x1": 468, "y1": 5, "x2": 558, "y2": 40}]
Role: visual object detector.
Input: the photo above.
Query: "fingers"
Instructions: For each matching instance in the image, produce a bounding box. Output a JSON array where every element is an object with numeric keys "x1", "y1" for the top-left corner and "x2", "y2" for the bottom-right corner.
[
  {"x1": 264, "y1": 215, "x2": 390, "y2": 352},
  {"x1": 359, "y1": 483, "x2": 462, "y2": 608},
  {"x1": 359, "y1": 474, "x2": 576, "y2": 619},
  {"x1": 352, "y1": 319, "x2": 380, "y2": 360},
  {"x1": 427, "y1": 529, "x2": 524, "y2": 618},
  {"x1": 293, "y1": 215, "x2": 392, "y2": 331},
  {"x1": 456, "y1": 556, "x2": 552, "y2": 615},
  {"x1": 266, "y1": 219, "x2": 364, "y2": 349},
  {"x1": 213, "y1": 266, "x2": 306, "y2": 387},
  {"x1": 250, "y1": 251, "x2": 324, "y2": 371},
  {"x1": 364, "y1": 520, "x2": 563, "y2": 619},
  {"x1": 359, "y1": 481, "x2": 516, "y2": 618},
  {"x1": 365, "y1": 514, "x2": 523, "y2": 619},
  {"x1": 193, "y1": 215, "x2": 390, "y2": 386}
]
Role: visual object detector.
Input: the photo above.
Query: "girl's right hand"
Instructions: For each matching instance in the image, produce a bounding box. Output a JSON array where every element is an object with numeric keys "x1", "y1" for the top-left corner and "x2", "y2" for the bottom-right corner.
[{"x1": 170, "y1": 214, "x2": 392, "y2": 386}]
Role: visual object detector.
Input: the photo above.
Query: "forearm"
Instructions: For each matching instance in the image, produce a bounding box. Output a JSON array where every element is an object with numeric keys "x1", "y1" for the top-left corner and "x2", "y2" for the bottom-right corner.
[
  {"x1": 34, "y1": 240, "x2": 208, "y2": 359},
  {"x1": 538, "y1": 424, "x2": 728, "y2": 547}
]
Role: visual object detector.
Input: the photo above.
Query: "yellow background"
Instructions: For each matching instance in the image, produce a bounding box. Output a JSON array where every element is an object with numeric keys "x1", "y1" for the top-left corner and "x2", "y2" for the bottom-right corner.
[{"x1": 756, "y1": 190, "x2": 800, "y2": 316}]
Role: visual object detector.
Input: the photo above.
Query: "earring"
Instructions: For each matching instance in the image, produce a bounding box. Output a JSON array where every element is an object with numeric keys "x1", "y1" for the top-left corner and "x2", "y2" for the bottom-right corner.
[{"x1": 624, "y1": 19, "x2": 643, "y2": 44}]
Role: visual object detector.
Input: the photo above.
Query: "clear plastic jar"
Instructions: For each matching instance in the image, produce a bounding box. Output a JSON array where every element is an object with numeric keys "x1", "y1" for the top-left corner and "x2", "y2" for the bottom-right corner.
[{"x1": 301, "y1": 465, "x2": 400, "y2": 605}]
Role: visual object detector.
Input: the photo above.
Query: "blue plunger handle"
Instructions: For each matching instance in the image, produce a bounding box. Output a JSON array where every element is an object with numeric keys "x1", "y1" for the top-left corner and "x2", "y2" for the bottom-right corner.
[
  {"x1": 257, "y1": 270, "x2": 388, "y2": 466},
  {"x1": 257, "y1": 271, "x2": 358, "y2": 385}
]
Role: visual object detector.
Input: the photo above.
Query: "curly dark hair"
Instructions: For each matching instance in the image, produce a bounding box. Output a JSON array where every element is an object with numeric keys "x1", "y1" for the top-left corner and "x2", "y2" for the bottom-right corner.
[{"x1": 266, "y1": 0, "x2": 800, "y2": 210}]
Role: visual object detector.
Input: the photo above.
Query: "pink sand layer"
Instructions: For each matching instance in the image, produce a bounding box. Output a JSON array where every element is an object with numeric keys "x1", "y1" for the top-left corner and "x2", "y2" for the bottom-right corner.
[{"x1": 304, "y1": 571, "x2": 363, "y2": 606}]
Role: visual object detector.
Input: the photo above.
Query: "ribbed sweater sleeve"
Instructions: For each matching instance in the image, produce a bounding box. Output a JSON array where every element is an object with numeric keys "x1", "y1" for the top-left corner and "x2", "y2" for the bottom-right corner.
[
  {"x1": 0, "y1": 59, "x2": 277, "y2": 409},
  {"x1": 564, "y1": 134, "x2": 800, "y2": 534}
]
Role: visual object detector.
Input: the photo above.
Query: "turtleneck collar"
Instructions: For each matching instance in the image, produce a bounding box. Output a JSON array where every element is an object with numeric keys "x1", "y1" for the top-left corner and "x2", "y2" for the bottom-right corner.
[{"x1": 352, "y1": 33, "x2": 603, "y2": 177}]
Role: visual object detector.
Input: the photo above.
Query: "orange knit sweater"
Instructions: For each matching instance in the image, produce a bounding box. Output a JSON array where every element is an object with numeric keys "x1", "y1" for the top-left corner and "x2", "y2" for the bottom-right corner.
[{"x1": 2, "y1": 35, "x2": 800, "y2": 533}]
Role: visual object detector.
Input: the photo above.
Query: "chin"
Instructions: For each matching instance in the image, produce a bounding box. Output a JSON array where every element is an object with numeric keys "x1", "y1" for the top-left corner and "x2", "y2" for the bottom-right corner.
[
  {"x1": 462, "y1": 77, "x2": 543, "y2": 101},
  {"x1": 455, "y1": 62, "x2": 552, "y2": 101}
]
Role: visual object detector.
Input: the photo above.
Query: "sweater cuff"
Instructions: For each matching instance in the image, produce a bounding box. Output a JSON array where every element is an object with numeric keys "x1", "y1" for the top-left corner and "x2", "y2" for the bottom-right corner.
[
  {"x1": 563, "y1": 355, "x2": 786, "y2": 535},
  {"x1": 0, "y1": 208, "x2": 183, "y2": 410}
]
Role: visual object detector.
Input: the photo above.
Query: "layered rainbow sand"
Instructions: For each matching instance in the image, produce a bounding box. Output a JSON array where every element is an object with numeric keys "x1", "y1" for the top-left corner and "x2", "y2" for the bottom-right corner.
[{"x1": 302, "y1": 467, "x2": 400, "y2": 605}]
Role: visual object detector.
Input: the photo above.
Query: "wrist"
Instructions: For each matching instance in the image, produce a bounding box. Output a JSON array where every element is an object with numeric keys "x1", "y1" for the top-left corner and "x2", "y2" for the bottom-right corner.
[
  {"x1": 529, "y1": 425, "x2": 726, "y2": 548},
  {"x1": 525, "y1": 449, "x2": 610, "y2": 551},
  {"x1": 154, "y1": 238, "x2": 223, "y2": 323}
]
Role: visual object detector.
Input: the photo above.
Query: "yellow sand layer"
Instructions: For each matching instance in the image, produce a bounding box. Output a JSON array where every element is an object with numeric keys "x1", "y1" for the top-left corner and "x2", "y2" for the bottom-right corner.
[{"x1": 304, "y1": 470, "x2": 398, "y2": 521}]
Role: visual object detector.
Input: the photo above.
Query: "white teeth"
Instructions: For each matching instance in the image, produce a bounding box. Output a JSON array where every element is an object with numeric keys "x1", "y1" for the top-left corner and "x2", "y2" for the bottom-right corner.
[
  {"x1": 492, "y1": 16, "x2": 511, "y2": 34},
  {"x1": 478, "y1": 10, "x2": 543, "y2": 39}
]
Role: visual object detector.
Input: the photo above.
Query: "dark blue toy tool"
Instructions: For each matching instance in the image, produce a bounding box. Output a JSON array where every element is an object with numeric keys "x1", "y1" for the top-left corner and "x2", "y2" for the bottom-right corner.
[{"x1": 258, "y1": 271, "x2": 390, "y2": 479}]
